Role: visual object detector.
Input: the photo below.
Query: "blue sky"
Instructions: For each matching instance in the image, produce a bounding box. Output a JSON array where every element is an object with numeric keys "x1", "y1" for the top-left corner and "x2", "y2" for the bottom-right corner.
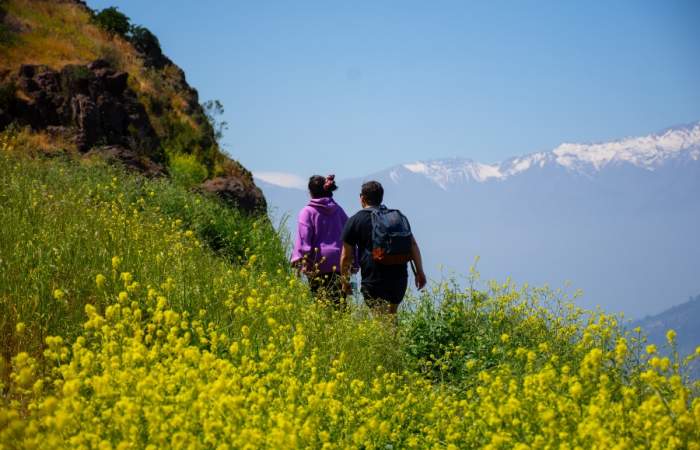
[{"x1": 87, "y1": 1, "x2": 700, "y2": 184}]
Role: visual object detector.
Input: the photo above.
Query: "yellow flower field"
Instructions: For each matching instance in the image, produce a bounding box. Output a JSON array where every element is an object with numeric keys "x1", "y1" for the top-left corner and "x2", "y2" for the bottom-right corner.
[{"x1": 1, "y1": 140, "x2": 699, "y2": 449}]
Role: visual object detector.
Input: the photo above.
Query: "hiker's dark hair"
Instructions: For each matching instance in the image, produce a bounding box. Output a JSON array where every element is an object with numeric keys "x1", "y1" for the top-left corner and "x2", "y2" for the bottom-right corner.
[
  {"x1": 361, "y1": 180, "x2": 383, "y2": 206},
  {"x1": 308, "y1": 174, "x2": 337, "y2": 198}
]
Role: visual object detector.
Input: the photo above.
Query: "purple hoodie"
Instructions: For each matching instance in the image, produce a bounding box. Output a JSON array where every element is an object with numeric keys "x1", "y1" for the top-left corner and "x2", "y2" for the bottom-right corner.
[{"x1": 291, "y1": 197, "x2": 348, "y2": 274}]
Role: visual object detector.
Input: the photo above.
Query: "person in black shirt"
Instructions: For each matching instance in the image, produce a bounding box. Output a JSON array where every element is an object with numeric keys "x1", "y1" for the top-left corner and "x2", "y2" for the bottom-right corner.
[{"x1": 340, "y1": 181, "x2": 427, "y2": 314}]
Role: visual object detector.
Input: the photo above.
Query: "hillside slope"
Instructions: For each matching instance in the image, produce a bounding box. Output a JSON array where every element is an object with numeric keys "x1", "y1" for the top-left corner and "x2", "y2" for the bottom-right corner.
[
  {"x1": 632, "y1": 294, "x2": 700, "y2": 379},
  {"x1": 0, "y1": 0, "x2": 264, "y2": 212},
  {"x1": 0, "y1": 150, "x2": 698, "y2": 447}
]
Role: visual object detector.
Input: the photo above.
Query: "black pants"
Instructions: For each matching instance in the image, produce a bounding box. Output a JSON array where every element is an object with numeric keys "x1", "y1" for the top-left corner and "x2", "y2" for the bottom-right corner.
[
  {"x1": 361, "y1": 277, "x2": 408, "y2": 308},
  {"x1": 308, "y1": 272, "x2": 346, "y2": 310}
]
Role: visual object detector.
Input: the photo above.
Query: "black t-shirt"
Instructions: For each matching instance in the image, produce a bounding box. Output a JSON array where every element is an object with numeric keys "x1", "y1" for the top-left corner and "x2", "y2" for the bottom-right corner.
[{"x1": 341, "y1": 208, "x2": 408, "y2": 290}]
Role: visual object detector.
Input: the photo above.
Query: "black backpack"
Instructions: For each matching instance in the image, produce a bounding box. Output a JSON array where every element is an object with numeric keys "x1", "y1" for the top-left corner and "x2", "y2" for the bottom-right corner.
[{"x1": 368, "y1": 205, "x2": 413, "y2": 265}]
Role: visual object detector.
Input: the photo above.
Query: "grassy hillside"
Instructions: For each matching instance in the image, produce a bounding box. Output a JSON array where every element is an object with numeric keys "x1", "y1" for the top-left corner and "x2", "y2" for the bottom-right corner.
[
  {"x1": 0, "y1": 0, "x2": 251, "y2": 185},
  {"x1": 1, "y1": 140, "x2": 699, "y2": 447}
]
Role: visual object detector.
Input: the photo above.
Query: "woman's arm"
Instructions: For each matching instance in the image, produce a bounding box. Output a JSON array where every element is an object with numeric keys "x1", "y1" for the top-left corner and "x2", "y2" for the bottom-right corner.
[{"x1": 291, "y1": 210, "x2": 314, "y2": 271}]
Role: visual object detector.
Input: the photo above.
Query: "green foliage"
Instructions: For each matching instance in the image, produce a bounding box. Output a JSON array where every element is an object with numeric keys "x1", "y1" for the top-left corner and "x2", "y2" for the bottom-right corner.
[
  {"x1": 160, "y1": 114, "x2": 220, "y2": 176},
  {"x1": 0, "y1": 150, "x2": 287, "y2": 351},
  {"x1": 400, "y1": 280, "x2": 608, "y2": 387},
  {"x1": 0, "y1": 150, "x2": 402, "y2": 391},
  {"x1": 1, "y1": 149, "x2": 699, "y2": 448},
  {"x1": 97, "y1": 43, "x2": 123, "y2": 69},
  {"x1": 168, "y1": 152, "x2": 208, "y2": 188},
  {"x1": 129, "y1": 25, "x2": 161, "y2": 58},
  {"x1": 161, "y1": 117, "x2": 200, "y2": 155},
  {"x1": 202, "y1": 99, "x2": 228, "y2": 143},
  {"x1": 93, "y1": 7, "x2": 131, "y2": 37}
]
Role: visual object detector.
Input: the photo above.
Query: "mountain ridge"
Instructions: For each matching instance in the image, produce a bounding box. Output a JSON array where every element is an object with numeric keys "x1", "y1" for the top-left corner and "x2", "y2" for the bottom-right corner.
[
  {"x1": 255, "y1": 120, "x2": 700, "y2": 191},
  {"x1": 631, "y1": 294, "x2": 700, "y2": 379},
  {"x1": 388, "y1": 121, "x2": 700, "y2": 190}
]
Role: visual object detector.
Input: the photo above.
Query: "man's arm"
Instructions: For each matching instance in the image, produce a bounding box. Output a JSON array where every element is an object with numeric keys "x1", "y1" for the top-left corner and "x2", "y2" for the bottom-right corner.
[
  {"x1": 340, "y1": 242, "x2": 354, "y2": 295},
  {"x1": 411, "y1": 236, "x2": 427, "y2": 290}
]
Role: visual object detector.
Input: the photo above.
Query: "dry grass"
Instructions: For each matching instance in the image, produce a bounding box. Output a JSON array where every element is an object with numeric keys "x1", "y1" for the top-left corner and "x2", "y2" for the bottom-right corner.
[
  {"x1": 2, "y1": 126, "x2": 77, "y2": 156},
  {"x1": 0, "y1": 0, "x2": 142, "y2": 77},
  {"x1": 1, "y1": 0, "x2": 99, "y2": 69}
]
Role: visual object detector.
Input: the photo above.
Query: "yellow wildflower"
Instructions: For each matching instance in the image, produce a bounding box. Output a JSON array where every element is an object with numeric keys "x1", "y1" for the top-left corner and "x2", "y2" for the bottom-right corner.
[{"x1": 666, "y1": 329, "x2": 677, "y2": 345}]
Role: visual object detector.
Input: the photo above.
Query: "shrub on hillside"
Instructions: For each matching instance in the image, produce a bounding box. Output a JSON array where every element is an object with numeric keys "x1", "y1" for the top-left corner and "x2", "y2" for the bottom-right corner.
[
  {"x1": 169, "y1": 152, "x2": 208, "y2": 188},
  {"x1": 97, "y1": 43, "x2": 124, "y2": 70},
  {"x1": 129, "y1": 25, "x2": 167, "y2": 68},
  {"x1": 93, "y1": 7, "x2": 130, "y2": 37},
  {"x1": 130, "y1": 25, "x2": 160, "y2": 54},
  {"x1": 203, "y1": 99, "x2": 228, "y2": 143}
]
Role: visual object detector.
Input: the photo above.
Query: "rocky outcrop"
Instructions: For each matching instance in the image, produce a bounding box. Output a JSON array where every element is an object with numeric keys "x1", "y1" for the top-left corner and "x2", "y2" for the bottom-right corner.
[
  {"x1": 1, "y1": 60, "x2": 162, "y2": 161},
  {"x1": 0, "y1": 59, "x2": 269, "y2": 214},
  {"x1": 200, "y1": 176, "x2": 267, "y2": 214},
  {"x1": 83, "y1": 145, "x2": 166, "y2": 177}
]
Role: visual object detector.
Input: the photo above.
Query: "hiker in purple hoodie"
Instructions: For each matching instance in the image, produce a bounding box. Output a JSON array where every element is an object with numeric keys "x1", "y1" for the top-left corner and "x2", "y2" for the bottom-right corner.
[{"x1": 291, "y1": 174, "x2": 354, "y2": 308}]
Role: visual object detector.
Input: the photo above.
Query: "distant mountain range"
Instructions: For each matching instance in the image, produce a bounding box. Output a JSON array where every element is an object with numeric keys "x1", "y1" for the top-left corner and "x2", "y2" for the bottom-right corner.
[
  {"x1": 631, "y1": 294, "x2": 700, "y2": 379},
  {"x1": 258, "y1": 122, "x2": 700, "y2": 319},
  {"x1": 388, "y1": 122, "x2": 700, "y2": 188}
]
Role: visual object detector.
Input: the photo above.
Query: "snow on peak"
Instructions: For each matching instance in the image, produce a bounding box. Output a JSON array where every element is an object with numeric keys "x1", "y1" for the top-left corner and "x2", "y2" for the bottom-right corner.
[
  {"x1": 399, "y1": 122, "x2": 700, "y2": 189},
  {"x1": 552, "y1": 122, "x2": 700, "y2": 170},
  {"x1": 402, "y1": 159, "x2": 502, "y2": 189}
]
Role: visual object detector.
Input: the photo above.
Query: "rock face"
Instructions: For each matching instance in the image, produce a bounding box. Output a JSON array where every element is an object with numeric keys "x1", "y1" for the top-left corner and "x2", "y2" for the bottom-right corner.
[
  {"x1": 2, "y1": 61, "x2": 162, "y2": 160},
  {"x1": 83, "y1": 145, "x2": 166, "y2": 177},
  {"x1": 200, "y1": 176, "x2": 267, "y2": 214},
  {"x1": 1, "y1": 59, "x2": 268, "y2": 214}
]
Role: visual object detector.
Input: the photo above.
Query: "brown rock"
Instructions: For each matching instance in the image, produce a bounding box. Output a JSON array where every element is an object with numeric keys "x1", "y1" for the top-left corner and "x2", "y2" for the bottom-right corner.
[
  {"x1": 200, "y1": 176, "x2": 267, "y2": 215},
  {"x1": 4, "y1": 60, "x2": 161, "y2": 160},
  {"x1": 83, "y1": 145, "x2": 166, "y2": 177}
]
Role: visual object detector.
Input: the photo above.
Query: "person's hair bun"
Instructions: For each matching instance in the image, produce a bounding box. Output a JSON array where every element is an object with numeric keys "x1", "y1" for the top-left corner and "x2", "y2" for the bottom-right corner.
[
  {"x1": 308, "y1": 174, "x2": 337, "y2": 198},
  {"x1": 323, "y1": 174, "x2": 337, "y2": 192}
]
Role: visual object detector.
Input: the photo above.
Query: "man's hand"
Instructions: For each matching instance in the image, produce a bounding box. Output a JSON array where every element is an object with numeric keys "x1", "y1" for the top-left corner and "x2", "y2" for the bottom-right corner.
[
  {"x1": 340, "y1": 242, "x2": 355, "y2": 296},
  {"x1": 415, "y1": 270, "x2": 427, "y2": 290},
  {"x1": 410, "y1": 236, "x2": 427, "y2": 290}
]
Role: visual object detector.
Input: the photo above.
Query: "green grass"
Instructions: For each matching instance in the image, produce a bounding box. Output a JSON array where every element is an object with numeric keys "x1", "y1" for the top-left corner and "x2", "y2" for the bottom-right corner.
[
  {"x1": 1, "y1": 146, "x2": 699, "y2": 448},
  {"x1": 0, "y1": 151, "x2": 404, "y2": 383}
]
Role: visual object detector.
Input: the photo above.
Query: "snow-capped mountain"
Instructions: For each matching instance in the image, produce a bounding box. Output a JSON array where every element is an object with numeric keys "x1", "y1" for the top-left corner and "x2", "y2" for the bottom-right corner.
[
  {"x1": 387, "y1": 122, "x2": 700, "y2": 190},
  {"x1": 259, "y1": 122, "x2": 700, "y2": 319}
]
